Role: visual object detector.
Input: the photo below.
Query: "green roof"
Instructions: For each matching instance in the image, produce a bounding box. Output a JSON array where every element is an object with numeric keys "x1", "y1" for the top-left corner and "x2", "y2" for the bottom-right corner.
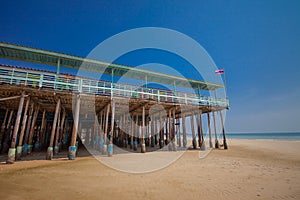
[{"x1": 0, "y1": 42, "x2": 224, "y2": 90}]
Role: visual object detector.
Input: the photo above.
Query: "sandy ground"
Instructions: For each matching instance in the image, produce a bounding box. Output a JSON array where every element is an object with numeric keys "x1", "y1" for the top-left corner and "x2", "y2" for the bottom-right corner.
[{"x1": 0, "y1": 139, "x2": 299, "y2": 200}]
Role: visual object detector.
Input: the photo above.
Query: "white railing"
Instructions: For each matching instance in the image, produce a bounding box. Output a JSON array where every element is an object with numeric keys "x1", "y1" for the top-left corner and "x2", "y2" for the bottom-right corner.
[{"x1": 0, "y1": 65, "x2": 229, "y2": 107}]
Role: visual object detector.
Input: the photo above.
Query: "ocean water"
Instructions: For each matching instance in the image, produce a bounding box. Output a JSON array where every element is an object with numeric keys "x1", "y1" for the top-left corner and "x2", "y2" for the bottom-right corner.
[
  {"x1": 186, "y1": 132, "x2": 300, "y2": 141},
  {"x1": 226, "y1": 132, "x2": 300, "y2": 141}
]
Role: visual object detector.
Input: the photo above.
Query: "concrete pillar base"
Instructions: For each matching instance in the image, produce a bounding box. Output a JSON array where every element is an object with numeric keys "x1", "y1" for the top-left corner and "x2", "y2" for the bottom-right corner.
[
  {"x1": 141, "y1": 143, "x2": 146, "y2": 153},
  {"x1": 16, "y1": 146, "x2": 23, "y2": 160},
  {"x1": 54, "y1": 145, "x2": 59, "y2": 155},
  {"x1": 68, "y1": 146, "x2": 76, "y2": 160},
  {"x1": 34, "y1": 143, "x2": 41, "y2": 151},
  {"x1": 27, "y1": 144, "x2": 33, "y2": 154},
  {"x1": 107, "y1": 144, "x2": 113, "y2": 157},
  {"x1": 159, "y1": 139, "x2": 164, "y2": 149},
  {"x1": 22, "y1": 144, "x2": 28, "y2": 156},
  {"x1": 192, "y1": 138, "x2": 197, "y2": 149},
  {"x1": 215, "y1": 140, "x2": 219, "y2": 149},
  {"x1": 200, "y1": 142, "x2": 206, "y2": 151},
  {"x1": 6, "y1": 148, "x2": 16, "y2": 164},
  {"x1": 172, "y1": 141, "x2": 176, "y2": 151},
  {"x1": 46, "y1": 147, "x2": 53, "y2": 160},
  {"x1": 223, "y1": 140, "x2": 228, "y2": 150},
  {"x1": 102, "y1": 144, "x2": 107, "y2": 155}
]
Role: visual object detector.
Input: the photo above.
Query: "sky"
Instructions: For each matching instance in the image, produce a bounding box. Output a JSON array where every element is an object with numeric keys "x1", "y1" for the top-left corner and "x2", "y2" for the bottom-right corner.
[{"x1": 0, "y1": 0, "x2": 299, "y2": 133}]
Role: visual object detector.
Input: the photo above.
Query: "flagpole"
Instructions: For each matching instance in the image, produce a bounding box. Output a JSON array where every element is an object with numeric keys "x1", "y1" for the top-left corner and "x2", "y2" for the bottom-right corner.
[{"x1": 222, "y1": 69, "x2": 228, "y2": 107}]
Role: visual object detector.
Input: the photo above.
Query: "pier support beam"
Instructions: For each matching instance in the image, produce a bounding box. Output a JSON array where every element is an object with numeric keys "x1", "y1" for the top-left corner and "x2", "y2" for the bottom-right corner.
[
  {"x1": 46, "y1": 98, "x2": 60, "y2": 160},
  {"x1": 213, "y1": 112, "x2": 219, "y2": 148},
  {"x1": 190, "y1": 114, "x2": 196, "y2": 149},
  {"x1": 207, "y1": 112, "x2": 213, "y2": 148},
  {"x1": 182, "y1": 114, "x2": 187, "y2": 148},
  {"x1": 219, "y1": 111, "x2": 228, "y2": 149},
  {"x1": 6, "y1": 92, "x2": 25, "y2": 164},
  {"x1": 53, "y1": 111, "x2": 61, "y2": 155},
  {"x1": 141, "y1": 105, "x2": 146, "y2": 153},
  {"x1": 0, "y1": 109, "x2": 9, "y2": 153},
  {"x1": 2, "y1": 110, "x2": 14, "y2": 153},
  {"x1": 28, "y1": 105, "x2": 39, "y2": 154},
  {"x1": 198, "y1": 111, "x2": 206, "y2": 151},
  {"x1": 22, "y1": 103, "x2": 34, "y2": 156},
  {"x1": 16, "y1": 97, "x2": 30, "y2": 160},
  {"x1": 69, "y1": 95, "x2": 80, "y2": 160},
  {"x1": 39, "y1": 110, "x2": 46, "y2": 150},
  {"x1": 103, "y1": 103, "x2": 110, "y2": 154},
  {"x1": 159, "y1": 112, "x2": 164, "y2": 148},
  {"x1": 108, "y1": 99, "x2": 115, "y2": 156}
]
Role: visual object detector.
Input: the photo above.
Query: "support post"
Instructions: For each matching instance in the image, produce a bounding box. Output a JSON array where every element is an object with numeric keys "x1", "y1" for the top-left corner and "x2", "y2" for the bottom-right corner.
[
  {"x1": 69, "y1": 95, "x2": 80, "y2": 159},
  {"x1": 141, "y1": 105, "x2": 146, "y2": 153},
  {"x1": 28, "y1": 105, "x2": 39, "y2": 154},
  {"x1": 54, "y1": 111, "x2": 61, "y2": 155},
  {"x1": 103, "y1": 103, "x2": 110, "y2": 154},
  {"x1": 6, "y1": 92, "x2": 25, "y2": 164},
  {"x1": 108, "y1": 99, "x2": 115, "y2": 156},
  {"x1": 159, "y1": 112, "x2": 164, "y2": 148},
  {"x1": 190, "y1": 114, "x2": 196, "y2": 149},
  {"x1": 0, "y1": 109, "x2": 9, "y2": 152},
  {"x1": 207, "y1": 112, "x2": 213, "y2": 148},
  {"x1": 46, "y1": 98, "x2": 60, "y2": 160},
  {"x1": 219, "y1": 110, "x2": 228, "y2": 149},
  {"x1": 39, "y1": 110, "x2": 46, "y2": 149},
  {"x1": 22, "y1": 103, "x2": 34, "y2": 156},
  {"x1": 182, "y1": 114, "x2": 187, "y2": 148},
  {"x1": 213, "y1": 112, "x2": 219, "y2": 148},
  {"x1": 199, "y1": 111, "x2": 206, "y2": 150},
  {"x1": 2, "y1": 110, "x2": 14, "y2": 153}
]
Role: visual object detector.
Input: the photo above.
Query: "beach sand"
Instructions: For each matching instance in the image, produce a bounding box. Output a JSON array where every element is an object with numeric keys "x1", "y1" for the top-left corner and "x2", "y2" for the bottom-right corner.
[{"x1": 0, "y1": 139, "x2": 299, "y2": 200}]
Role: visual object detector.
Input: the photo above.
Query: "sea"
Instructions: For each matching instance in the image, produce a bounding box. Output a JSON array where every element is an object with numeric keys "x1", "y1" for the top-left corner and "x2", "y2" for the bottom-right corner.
[
  {"x1": 226, "y1": 132, "x2": 300, "y2": 141},
  {"x1": 186, "y1": 132, "x2": 300, "y2": 141}
]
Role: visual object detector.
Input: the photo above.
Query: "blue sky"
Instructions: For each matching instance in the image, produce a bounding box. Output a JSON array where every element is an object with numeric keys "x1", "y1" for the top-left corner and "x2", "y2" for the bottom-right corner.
[{"x1": 1, "y1": 0, "x2": 299, "y2": 132}]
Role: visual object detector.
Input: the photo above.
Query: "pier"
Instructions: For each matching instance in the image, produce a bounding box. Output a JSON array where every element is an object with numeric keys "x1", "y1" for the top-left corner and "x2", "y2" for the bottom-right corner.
[{"x1": 0, "y1": 42, "x2": 229, "y2": 163}]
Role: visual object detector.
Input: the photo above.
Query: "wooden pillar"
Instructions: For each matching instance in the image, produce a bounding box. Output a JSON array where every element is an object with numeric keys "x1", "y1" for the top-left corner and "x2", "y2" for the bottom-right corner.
[
  {"x1": 22, "y1": 103, "x2": 34, "y2": 155},
  {"x1": 39, "y1": 109, "x2": 46, "y2": 149},
  {"x1": 182, "y1": 114, "x2": 187, "y2": 148},
  {"x1": 141, "y1": 105, "x2": 146, "y2": 153},
  {"x1": 190, "y1": 114, "x2": 196, "y2": 149},
  {"x1": 103, "y1": 103, "x2": 110, "y2": 154},
  {"x1": 207, "y1": 112, "x2": 213, "y2": 148},
  {"x1": 108, "y1": 99, "x2": 115, "y2": 156},
  {"x1": 93, "y1": 113, "x2": 98, "y2": 150},
  {"x1": 219, "y1": 111, "x2": 228, "y2": 149},
  {"x1": 130, "y1": 115, "x2": 134, "y2": 149},
  {"x1": 159, "y1": 112, "x2": 164, "y2": 148},
  {"x1": 99, "y1": 111, "x2": 104, "y2": 152},
  {"x1": 195, "y1": 111, "x2": 201, "y2": 148},
  {"x1": 171, "y1": 108, "x2": 176, "y2": 151},
  {"x1": 16, "y1": 98, "x2": 30, "y2": 159},
  {"x1": 69, "y1": 95, "x2": 80, "y2": 159},
  {"x1": 46, "y1": 98, "x2": 60, "y2": 160},
  {"x1": 150, "y1": 117, "x2": 155, "y2": 147},
  {"x1": 1, "y1": 110, "x2": 14, "y2": 153},
  {"x1": 199, "y1": 111, "x2": 206, "y2": 150},
  {"x1": 28, "y1": 105, "x2": 39, "y2": 154},
  {"x1": 6, "y1": 92, "x2": 25, "y2": 164},
  {"x1": 133, "y1": 114, "x2": 138, "y2": 151},
  {"x1": 0, "y1": 109, "x2": 9, "y2": 152},
  {"x1": 54, "y1": 110, "x2": 61, "y2": 155},
  {"x1": 213, "y1": 112, "x2": 219, "y2": 148}
]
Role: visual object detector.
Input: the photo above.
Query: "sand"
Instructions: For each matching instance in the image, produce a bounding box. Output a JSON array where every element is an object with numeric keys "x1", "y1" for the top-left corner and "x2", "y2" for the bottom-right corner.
[{"x1": 0, "y1": 139, "x2": 299, "y2": 200}]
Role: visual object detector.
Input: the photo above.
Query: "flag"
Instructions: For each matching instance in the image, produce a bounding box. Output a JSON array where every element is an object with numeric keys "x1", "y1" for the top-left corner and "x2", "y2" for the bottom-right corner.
[{"x1": 215, "y1": 68, "x2": 224, "y2": 75}]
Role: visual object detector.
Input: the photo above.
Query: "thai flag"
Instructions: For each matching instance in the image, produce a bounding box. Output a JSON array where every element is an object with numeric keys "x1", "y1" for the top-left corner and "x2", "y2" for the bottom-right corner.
[{"x1": 215, "y1": 68, "x2": 224, "y2": 75}]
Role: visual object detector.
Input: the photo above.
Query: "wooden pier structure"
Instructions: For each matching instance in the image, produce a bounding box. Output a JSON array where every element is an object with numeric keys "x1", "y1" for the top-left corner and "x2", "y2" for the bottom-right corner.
[{"x1": 0, "y1": 42, "x2": 229, "y2": 163}]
